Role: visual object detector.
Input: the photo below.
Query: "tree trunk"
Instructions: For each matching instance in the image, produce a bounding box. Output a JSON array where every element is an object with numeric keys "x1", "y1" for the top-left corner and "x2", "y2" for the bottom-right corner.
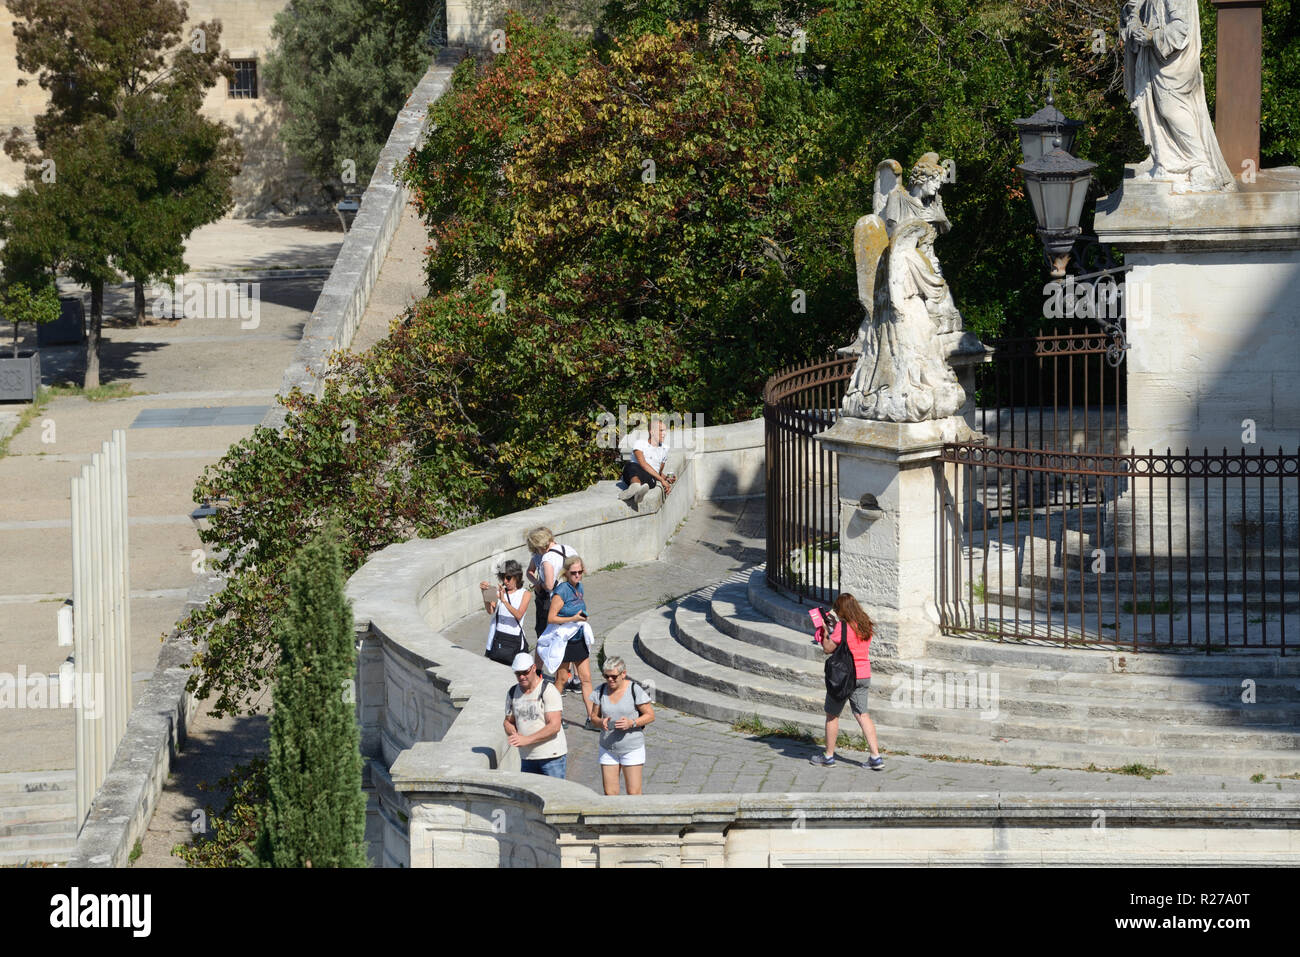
[
  {"x1": 11, "y1": 322, "x2": 17, "y2": 359},
  {"x1": 134, "y1": 278, "x2": 145, "y2": 327},
  {"x1": 84, "y1": 280, "x2": 103, "y2": 390}
]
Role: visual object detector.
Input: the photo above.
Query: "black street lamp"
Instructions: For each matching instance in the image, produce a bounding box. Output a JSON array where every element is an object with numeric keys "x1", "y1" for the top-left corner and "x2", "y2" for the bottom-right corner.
[
  {"x1": 1012, "y1": 95, "x2": 1083, "y2": 163},
  {"x1": 1017, "y1": 136, "x2": 1096, "y2": 278}
]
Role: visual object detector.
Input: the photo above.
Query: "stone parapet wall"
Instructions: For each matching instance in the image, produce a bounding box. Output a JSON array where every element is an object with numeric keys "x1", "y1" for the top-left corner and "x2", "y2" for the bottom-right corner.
[
  {"x1": 260, "y1": 49, "x2": 463, "y2": 429},
  {"x1": 345, "y1": 418, "x2": 764, "y2": 865},
  {"x1": 69, "y1": 53, "x2": 464, "y2": 869},
  {"x1": 394, "y1": 767, "x2": 1300, "y2": 866}
]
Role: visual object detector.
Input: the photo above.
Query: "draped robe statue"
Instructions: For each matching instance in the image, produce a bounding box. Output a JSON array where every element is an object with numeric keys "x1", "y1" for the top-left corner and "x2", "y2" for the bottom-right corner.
[
  {"x1": 841, "y1": 219, "x2": 967, "y2": 423},
  {"x1": 1120, "y1": 0, "x2": 1235, "y2": 191}
]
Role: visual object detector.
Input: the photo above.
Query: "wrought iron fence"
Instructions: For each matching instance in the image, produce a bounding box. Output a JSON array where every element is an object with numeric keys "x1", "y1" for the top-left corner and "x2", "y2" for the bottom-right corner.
[
  {"x1": 763, "y1": 355, "x2": 855, "y2": 603},
  {"x1": 939, "y1": 444, "x2": 1299, "y2": 652},
  {"x1": 973, "y1": 328, "x2": 1126, "y2": 454}
]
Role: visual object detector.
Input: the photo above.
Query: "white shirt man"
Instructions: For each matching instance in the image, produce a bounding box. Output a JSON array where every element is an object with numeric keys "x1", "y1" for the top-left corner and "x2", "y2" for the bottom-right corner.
[{"x1": 618, "y1": 420, "x2": 675, "y2": 503}]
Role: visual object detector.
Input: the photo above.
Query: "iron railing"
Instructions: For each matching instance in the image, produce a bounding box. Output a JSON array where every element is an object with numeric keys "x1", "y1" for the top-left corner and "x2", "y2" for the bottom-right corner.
[
  {"x1": 972, "y1": 329, "x2": 1126, "y2": 453},
  {"x1": 939, "y1": 444, "x2": 1299, "y2": 652},
  {"x1": 763, "y1": 355, "x2": 855, "y2": 603}
]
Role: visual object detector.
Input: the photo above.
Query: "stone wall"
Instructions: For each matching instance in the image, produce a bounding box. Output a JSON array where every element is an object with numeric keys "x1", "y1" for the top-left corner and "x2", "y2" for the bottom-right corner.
[
  {"x1": 393, "y1": 766, "x2": 1300, "y2": 866},
  {"x1": 70, "y1": 53, "x2": 463, "y2": 869},
  {"x1": 346, "y1": 417, "x2": 765, "y2": 865}
]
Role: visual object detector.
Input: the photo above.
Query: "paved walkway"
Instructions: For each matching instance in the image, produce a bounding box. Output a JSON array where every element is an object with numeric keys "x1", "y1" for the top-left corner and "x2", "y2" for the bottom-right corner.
[
  {"x1": 0, "y1": 215, "x2": 341, "y2": 776},
  {"x1": 443, "y1": 500, "x2": 1300, "y2": 797},
  {"x1": 133, "y1": 203, "x2": 429, "y2": 867}
]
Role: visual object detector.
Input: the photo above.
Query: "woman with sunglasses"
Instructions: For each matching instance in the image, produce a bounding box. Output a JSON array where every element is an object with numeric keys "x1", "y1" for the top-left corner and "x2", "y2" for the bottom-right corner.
[
  {"x1": 589, "y1": 656, "x2": 655, "y2": 794},
  {"x1": 535, "y1": 554, "x2": 598, "y2": 726},
  {"x1": 479, "y1": 559, "x2": 531, "y2": 664}
]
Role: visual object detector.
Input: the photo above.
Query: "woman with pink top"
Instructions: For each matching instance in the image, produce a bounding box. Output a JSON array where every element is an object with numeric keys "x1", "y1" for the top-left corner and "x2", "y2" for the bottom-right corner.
[{"x1": 809, "y1": 593, "x2": 884, "y2": 770}]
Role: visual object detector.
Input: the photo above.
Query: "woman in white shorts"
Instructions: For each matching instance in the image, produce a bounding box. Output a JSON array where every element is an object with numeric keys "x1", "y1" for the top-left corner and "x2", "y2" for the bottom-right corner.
[{"x1": 588, "y1": 656, "x2": 655, "y2": 795}]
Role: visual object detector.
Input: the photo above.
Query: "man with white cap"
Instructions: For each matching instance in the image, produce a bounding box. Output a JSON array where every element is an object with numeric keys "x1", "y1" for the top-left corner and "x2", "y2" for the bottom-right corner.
[{"x1": 504, "y1": 652, "x2": 568, "y2": 778}]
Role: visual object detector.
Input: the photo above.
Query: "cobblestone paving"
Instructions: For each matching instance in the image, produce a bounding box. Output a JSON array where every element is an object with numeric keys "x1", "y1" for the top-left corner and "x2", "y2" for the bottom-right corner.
[{"x1": 443, "y1": 498, "x2": 1300, "y2": 797}]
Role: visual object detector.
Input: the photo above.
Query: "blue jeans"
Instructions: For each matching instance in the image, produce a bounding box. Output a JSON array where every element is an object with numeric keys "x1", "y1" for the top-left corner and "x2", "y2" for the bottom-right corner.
[{"x1": 521, "y1": 754, "x2": 567, "y2": 778}]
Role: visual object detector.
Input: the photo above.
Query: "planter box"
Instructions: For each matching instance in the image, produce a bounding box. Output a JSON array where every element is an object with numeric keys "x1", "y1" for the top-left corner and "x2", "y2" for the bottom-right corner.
[{"x1": 0, "y1": 351, "x2": 41, "y2": 403}]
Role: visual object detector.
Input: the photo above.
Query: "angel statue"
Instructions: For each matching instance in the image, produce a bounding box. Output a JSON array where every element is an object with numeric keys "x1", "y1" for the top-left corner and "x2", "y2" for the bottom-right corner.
[
  {"x1": 841, "y1": 219, "x2": 968, "y2": 423},
  {"x1": 842, "y1": 153, "x2": 955, "y2": 355},
  {"x1": 1120, "y1": 0, "x2": 1235, "y2": 192}
]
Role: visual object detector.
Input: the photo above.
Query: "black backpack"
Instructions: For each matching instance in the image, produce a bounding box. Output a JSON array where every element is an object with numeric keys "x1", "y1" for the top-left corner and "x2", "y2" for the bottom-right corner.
[
  {"x1": 506, "y1": 677, "x2": 554, "y2": 720},
  {"x1": 824, "y1": 623, "x2": 857, "y2": 700}
]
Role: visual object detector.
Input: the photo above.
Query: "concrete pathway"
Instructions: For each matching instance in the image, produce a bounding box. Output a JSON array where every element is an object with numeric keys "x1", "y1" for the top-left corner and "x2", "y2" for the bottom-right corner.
[
  {"x1": 442, "y1": 500, "x2": 1300, "y2": 797},
  {"x1": 0, "y1": 215, "x2": 342, "y2": 777},
  {"x1": 133, "y1": 203, "x2": 428, "y2": 867}
]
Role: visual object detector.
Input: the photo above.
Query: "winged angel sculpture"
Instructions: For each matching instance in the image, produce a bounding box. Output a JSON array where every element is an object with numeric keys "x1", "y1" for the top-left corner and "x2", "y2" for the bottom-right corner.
[{"x1": 841, "y1": 154, "x2": 982, "y2": 423}]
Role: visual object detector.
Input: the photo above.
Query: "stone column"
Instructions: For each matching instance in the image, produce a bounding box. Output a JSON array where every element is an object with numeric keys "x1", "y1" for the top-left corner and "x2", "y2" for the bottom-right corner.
[
  {"x1": 1094, "y1": 166, "x2": 1300, "y2": 557},
  {"x1": 815, "y1": 416, "x2": 969, "y2": 660}
]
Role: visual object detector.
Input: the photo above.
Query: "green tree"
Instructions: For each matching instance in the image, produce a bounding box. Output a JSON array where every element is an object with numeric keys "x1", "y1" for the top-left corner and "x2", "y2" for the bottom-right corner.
[
  {"x1": 3, "y1": 0, "x2": 240, "y2": 382},
  {"x1": 0, "y1": 270, "x2": 61, "y2": 357},
  {"x1": 262, "y1": 0, "x2": 442, "y2": 196},
  {"x1": 255, "y1": 521, "x2": 367, "y2": 869}
]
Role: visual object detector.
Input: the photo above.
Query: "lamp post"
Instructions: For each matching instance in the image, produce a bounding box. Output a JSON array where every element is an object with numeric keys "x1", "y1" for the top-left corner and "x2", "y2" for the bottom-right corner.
[
  {"x1": 1012, "y1": 95, "x2": 1083, "y2": 163},
  {"x1": 1016, "y1": 136, "x2": 1096, "y2": 279}
]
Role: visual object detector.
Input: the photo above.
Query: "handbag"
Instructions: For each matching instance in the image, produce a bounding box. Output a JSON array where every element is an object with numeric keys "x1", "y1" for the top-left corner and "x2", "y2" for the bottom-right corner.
[
  {"x1": 824, "y1": 622, "x2": 857, "y2": 700},
  {"x1": 485, "y1": 595, "x2": 528, "y2": 665}
]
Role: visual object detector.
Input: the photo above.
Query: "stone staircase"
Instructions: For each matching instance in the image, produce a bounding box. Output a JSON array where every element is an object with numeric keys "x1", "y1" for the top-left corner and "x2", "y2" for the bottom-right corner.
[
  {"x1": 0, "y1": 770, "x2": 75, "y2": 866},
  {"x1": 603, "y1": 568, "x2": 1300, "y2": 777}
]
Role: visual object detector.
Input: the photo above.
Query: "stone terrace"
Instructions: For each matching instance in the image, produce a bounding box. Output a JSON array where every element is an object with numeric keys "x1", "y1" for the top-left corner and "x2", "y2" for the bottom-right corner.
[{"x1": 439, "y1": 499, "x2": 1300, "y2": 797}]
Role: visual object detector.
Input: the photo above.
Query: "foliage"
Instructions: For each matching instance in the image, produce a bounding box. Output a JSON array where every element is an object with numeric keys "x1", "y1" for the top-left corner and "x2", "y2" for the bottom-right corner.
[
  {"x1": 181, "y1": 5, "x2": 1299, "y2": 717},
  {"x1": 1, "y1": 0, "x2": 240, "y2": 385},
  {"x1": 262, "y1": 0, "x2": 443, "y2": 195},
  {"x1": 0, "y1": 273, "x2": 60, "y2": 357},
  {"x1": 172, "y1": 759, "x2": 268, "y2": 868},
  {"x1": 254, "y1": 523, "x2": 367, "y2": 868}
]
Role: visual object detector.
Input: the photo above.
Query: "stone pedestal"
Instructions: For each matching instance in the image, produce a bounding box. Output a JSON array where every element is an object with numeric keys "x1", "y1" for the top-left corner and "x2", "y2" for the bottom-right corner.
[
  {"x1": 1094, "y1": 164, "x2": 1300, "y2": 555},
  {"x1": 815, "y1": 416, "x2": 969, "y2": 660}
]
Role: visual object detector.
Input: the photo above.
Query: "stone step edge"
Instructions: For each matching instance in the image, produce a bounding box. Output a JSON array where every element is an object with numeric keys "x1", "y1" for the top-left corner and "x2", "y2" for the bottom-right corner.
[
  {"x1": 709, "y1": 583, "x2": 1300, "y2": 700},
  {"x1": 643, "y1": 607, "x2": 1300, "y2": 752},
  {"x1": 610, "y1": 608, "x2": 1300, "y2": 777},
  {"x1": 678, "y1": 603, "x2": 1300, "y2": 723},
  {"x1": 0, "y1": 770, "x2": 75, "y2": 794},
  {"x1": 747, "y1": 567, "x2": 1300, "y2": 676}
]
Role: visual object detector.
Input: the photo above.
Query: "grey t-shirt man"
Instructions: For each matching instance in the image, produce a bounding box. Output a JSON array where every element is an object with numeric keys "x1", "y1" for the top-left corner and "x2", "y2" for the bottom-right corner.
[{"x1": 589, "y1": 681, "x2": 652, "y2": 755}]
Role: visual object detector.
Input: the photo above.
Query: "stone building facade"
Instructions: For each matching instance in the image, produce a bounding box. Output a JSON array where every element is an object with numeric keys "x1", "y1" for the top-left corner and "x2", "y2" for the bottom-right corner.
[{"x1": 0, "y1": 0, "x2": 330, "y2": 216}]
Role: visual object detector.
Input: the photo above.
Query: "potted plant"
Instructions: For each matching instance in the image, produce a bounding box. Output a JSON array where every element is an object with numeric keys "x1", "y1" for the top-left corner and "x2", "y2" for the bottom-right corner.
[{"x1": 0, "y1": 272, "x2": 61, "y2": 403}]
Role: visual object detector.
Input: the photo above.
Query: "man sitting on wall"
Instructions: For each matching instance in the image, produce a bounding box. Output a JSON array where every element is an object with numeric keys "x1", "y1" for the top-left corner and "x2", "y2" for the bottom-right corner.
[{"x1": 618, "y1": 418, "x2": 675, "y2": 504}]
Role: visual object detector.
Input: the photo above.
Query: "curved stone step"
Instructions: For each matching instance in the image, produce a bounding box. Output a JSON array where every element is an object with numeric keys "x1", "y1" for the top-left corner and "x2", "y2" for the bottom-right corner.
[
  {"x1": 749, "y1": 567, "x2": 1300, "y2": 675},
  {"x1": 676, "y1": 597, "x2": 823, "y2": 689},
  {"x1": 679, "y1": 592, "x2": 1300, "y2": 729},
  {"x1": 0, "y1": 816, "x2": 75, "y2": 839},
  {"x1": 605, "y1": 607, "x2": 1300, "y2": 776},
  {"x1": 710, "y1": 579, "x2": 824, "y2": 662},
  {"x1": 922, "y1": 634, "x2": 1300, "y2": 677},
  {"x1": 643, "y1": 602, "x2": 1300, "y2": 753},
  {"x1": 721, "y1": 576, "x2": 1300, "y2": 705}
]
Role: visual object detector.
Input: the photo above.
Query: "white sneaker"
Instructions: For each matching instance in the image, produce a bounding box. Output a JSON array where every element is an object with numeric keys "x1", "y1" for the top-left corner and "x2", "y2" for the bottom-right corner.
[
  {"x1": 633, "y1": 483, "x2": 650, "y2": 503},
  {"x1": 618, "y1": 483, "x2": 638, "y2": 501}
]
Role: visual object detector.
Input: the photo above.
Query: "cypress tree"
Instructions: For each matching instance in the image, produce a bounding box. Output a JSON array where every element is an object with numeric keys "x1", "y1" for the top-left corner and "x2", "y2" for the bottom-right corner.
[{"x1": 255, "y1": 521, "x2": 368, "y2": 868}]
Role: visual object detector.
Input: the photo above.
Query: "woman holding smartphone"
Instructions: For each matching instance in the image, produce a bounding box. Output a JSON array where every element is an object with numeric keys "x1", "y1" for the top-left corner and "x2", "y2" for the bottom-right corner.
[
  {"x1": 479, "y1": 560, "x2": 531, "y2": 664},
  {"x1": 536, "y1": 554, "x2": 597, "y2": 726}
]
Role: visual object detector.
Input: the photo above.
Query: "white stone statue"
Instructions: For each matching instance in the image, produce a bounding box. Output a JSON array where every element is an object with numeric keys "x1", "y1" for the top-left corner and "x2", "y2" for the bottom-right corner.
[
  {"x1": 841, "y1": 219, "x2": 968, "y2": 423},
  {"x1": 1120, "y1": 0, "x2": 1236, "y2": 192},
  {"x1": 844, "y1": 154, "x2": 953, "y2": 355}
]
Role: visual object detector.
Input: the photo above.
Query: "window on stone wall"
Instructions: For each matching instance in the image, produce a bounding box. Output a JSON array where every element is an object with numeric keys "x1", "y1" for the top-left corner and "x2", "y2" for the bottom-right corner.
[{"x1": 229, "y1": 60, "x2": 258, "y2": 99}]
